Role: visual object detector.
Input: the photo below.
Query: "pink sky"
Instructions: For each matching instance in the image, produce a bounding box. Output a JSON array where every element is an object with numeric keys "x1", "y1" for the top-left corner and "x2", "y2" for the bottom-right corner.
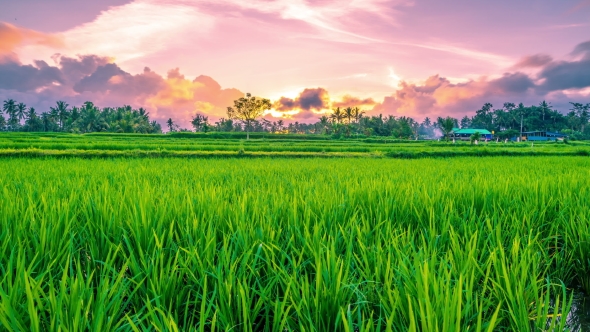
[{"x1": 1, "y1": 0, "x2": 590, "y2": 127}]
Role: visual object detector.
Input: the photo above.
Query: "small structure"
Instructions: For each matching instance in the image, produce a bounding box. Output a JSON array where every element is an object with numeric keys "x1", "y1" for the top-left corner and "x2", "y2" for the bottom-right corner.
[
  {"x1": 452, "y1": 128, "x2": 493, "y2": 141},
  {"x1": 521, "y1": 131, "x2": 567, "y2": 141}
]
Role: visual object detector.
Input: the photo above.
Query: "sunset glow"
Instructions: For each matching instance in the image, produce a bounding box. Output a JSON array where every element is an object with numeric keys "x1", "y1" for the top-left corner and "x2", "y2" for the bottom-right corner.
[{"x1": 1, "y1": 0, "x2": 590, "y2": 127}]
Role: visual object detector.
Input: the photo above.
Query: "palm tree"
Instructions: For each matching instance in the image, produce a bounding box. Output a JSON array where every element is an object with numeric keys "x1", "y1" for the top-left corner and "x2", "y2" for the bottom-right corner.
[
  {"x1": 436, "y1": 116, "x2": 456, "y2": 141},
  {"x1": 2, "y1": 99, "x2": 16, "y2": 116},
  {"x1": 25, "y1": 107, "x2": 38, "y2": 131},
  {"x1": 343, "y1": 107, "x2": 354, "y2": 124},
  {"x1": 16, "y1": 103, "x2": 26, "y2": 122},
  {"x1": 330, "y1": 107, "x2": 344, "y2": 124},
  {"x1": 50, "y1": 101, "x2": 69, "y2": 131},
  {"x1": 352, "y1": 107, "x2": 365, "y2": 124},
  {"x1": 318, "y1": 115, "x2": 330, "y2": 134},
  {"x1": 167, "y1": 118, "x2": 175, "y2": 133},
  {"x1": 277, "y1": 120, "x2": 284, "y2": 132},
  {"x1": 3, "y1": 99, "x2": 17, "y2": 130}
]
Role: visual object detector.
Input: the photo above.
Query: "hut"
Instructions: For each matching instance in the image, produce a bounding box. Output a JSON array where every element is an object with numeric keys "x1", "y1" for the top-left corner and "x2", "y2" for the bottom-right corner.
[
  {"x1": 452, "y1": 128, "x2": 493, "y2": 141},
  {"x1": 521, "y1": 131, "x2": 567, "y2": 141}
]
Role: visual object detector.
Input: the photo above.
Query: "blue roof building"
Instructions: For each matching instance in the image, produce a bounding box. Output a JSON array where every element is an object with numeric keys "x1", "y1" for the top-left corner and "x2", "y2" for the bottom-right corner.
[{"x1": 452, "y1": 128, "x2": 493, "y2": 141}]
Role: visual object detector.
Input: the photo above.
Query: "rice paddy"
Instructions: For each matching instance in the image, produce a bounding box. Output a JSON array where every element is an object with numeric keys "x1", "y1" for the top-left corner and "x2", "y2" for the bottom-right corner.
[
  {"x1": 0, "y1": 151, "x2": 589, "y2": 331},
  {"x1": 1, "y1": 132, "x2": 590, "y2": 159}
]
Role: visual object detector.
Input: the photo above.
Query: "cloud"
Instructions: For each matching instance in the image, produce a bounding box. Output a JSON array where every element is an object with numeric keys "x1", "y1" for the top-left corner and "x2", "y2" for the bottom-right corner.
[
  {"x1": 537, "y1": 40, "x2": 590, "y2": 91},
  {"x1": 513, "y1": 54, "x2": 553, "y2": 68},
  {"x1": 16, "y1": 1, "x2": 214, "y2": 64},
  {"x1": 0, "y1": 54, "x2": 243, "y2": 128},
  {"x1": 0, "y1": 22, "x2": 62, "y2": 62},
  {"x1": 145, "y1": 69, "x2": 243, "y2": 124},
  {"x1": 0, "y1": 59, "x2": 64, "y2": 91},
  {"x1": 211, "y1": 0, "x2": 411, "y2": 43},
  {"x1": 372, "y1": 73, "x2": 536, "y2": 118},
  {"x1": 571, "y1": 40, "x2": 590, "y2": 58},
  {"x1": 274, "y1": 87, "x2": 330, "y2": 111},
  {"x1": 332, "y1": 95, "x2": 377, "y2": 108},
  {"x1": 371, "y1": 40, "x2": 590, "y2": 119}
]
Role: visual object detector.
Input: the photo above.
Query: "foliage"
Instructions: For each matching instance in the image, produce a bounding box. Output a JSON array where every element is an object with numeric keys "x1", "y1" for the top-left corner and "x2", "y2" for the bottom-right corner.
[
  {"x1": 0, "y1": 100, "x2": 161, "y2": 134},
  {"x1": 470, "y1": 131, "x2": 482, "y2": 144},
  {"x1": 2, "y1": 97, "x2": 589, "y2": 140},
  {"x1": 0, "y1": 156, "x2": 588, "y2": 330},
  {"x1": 227, "y1": 93, "x2": 272, "y2": 139},
  {"x1": 436, "y1": 116, "x2": 456, "y2": 140}
]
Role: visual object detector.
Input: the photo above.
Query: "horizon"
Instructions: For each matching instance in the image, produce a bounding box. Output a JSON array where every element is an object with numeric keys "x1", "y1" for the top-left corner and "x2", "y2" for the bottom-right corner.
[{"x1": 1, "y1": 0, "x2": 590, "y2": 128}]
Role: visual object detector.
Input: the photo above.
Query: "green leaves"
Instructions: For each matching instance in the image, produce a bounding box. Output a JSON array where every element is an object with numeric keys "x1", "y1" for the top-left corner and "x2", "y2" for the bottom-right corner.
[{"x1": 0, "y1": 156, "x2": 589, "y2": 330}]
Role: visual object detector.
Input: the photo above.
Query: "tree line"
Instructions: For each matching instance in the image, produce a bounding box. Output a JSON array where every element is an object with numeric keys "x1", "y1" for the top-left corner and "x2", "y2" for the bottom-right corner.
[
  {"x1": 2, "y1": 97, "x2": 589, "y2": 140},
  {"x1": 1, "y1": 100, "x2": 161, "y2": 133}
]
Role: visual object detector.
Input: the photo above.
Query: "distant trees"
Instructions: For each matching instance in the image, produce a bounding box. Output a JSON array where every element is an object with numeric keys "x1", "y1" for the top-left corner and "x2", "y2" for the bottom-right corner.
[
  {"x1": 436, "y1": 116, "x2": 457, "y2": 141},
  {"x1": 2, "y1": 96, "x2": 589, "y2": 140},
  {"x1": 461, "y1": 101, "x2": 590, "y2": 139},
  {"x1": 191, "y1": 114, "x2": 209, "y2": 132},
  {"x1": 227, "y1": 93, "x2": 272, "y2": 139},
  {"x1": 0, "y1": 99, "x2": 162, "y2": 133}
]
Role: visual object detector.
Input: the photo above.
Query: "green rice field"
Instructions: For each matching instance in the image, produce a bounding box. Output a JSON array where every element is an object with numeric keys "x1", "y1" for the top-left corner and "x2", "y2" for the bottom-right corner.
[
  {"x1": 1, "y1": 134, "x2": 590, "y2": 331},
  {"x1": 1, "y1": 132, "x2": 590, "y2": 159}
]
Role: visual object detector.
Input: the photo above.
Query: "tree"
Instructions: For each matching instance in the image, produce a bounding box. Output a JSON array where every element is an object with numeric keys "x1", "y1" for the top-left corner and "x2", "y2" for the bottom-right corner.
[
  {"x1": 539, "y1": 100, "x2": 551, "y2": 124},
  {"x1": 318, "y1": 116, "x2": 330, "y2": 134},
  {"x1": 3, "y1": 99, "x2": 17, "y2": 131},
  {"x1": 460, "y1": 116, "x2": 471, "y2": 128},
  {"x1": 330, "y1": 107, "x2": 344, "y2": 124},
  {"x1": 570, "y1": 102, "x2": 589, "y2": 133},
  {"x1": 191, "y1": 113, "x2": 209, "y2": 132},
  {"x1": 437, "y1": 116, "x2": 456, "y2": 141},
  {"x1": 343, "y1": 107, "x2": 354, "y2": 124},
  {"x1": 470, "y1": 131, "x2": 482, "y2": 145},
  {"x1": 227, "y1": 93, "x2": 271, "y2": 139},
  {"x1": 352, "y1": 107, "x2": 364, "y2": 124},
  {"x1": 16, "y1": 103, "x2": 26, "y2": 123},
  {"x1": 166, "y1": 118, "x2": 176, "y2": 133}
]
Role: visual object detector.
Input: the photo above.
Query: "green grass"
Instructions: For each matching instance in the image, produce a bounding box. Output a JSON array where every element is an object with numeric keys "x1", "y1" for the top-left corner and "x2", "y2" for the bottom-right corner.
[
  {"x1": 1, "y1": 156, "x2": 589, "y2": 331},
  {"x1": 0, "y1": 132, "x2": 589, "y2": 159}
]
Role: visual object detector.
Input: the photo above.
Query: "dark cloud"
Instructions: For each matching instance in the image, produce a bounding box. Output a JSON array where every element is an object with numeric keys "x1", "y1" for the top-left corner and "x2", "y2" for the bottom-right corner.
[
  {"x1": 0, "y1": 55, "x2": 243, "y2": 128},
  {"x1": 513, "y1": 54, "x2": 553, "y2": 68},
  {"x1": 274, "y1": 87, "x2": 330, "y2": 111},
  {"x1": 489, "y1": 72, "x2": 535, "y2": 93},
  {"x1": 538, "y1": 58, "x2": 590, "y2": 91},
  {"x1": 57, "y1": 54, "x2": 111, "y2": 84},
  {"x1": 537, "y1": 40, "x2": 590, "y2": 91},
  {"x1": 0, "y1": 59, "x2": 64, "y2": 91},
  {"x1": 571, "y1": 40, "x2": 590, "y2": 58},
  {"x1": 299, "y1": 88, "x2": 329, "y2": 110}
]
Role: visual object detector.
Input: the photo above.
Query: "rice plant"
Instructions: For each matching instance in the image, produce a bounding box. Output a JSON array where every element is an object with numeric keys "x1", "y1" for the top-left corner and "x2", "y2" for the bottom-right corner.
[{"x1": 0, "y1": 156, "x2": 588, "y2": 331}]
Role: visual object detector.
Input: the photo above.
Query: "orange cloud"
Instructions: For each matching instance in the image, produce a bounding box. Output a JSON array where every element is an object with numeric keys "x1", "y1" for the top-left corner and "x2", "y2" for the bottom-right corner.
[
  {"x1": 373, "y1": 73, "x2": 535, "y2": 118},
  {"x1": 0, "y1": 22, "x2": 63, "y2": 62},
  {"x1": 146, "y1": 68, "x2": 243, "y2": 126},
  {"x1": 332, "y1": 94, "x2": 376, "y2": 108}
]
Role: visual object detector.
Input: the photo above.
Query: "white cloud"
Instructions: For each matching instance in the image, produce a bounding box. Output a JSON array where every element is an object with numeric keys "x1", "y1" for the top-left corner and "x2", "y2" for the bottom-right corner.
[{"x1": 18, "y1": 0, "x2": 214, "y2": 64}]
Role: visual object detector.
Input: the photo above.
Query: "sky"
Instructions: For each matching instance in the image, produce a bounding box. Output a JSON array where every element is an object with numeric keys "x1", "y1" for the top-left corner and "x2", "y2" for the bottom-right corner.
[{"x1": 1, "y1": 0, "x2": 590, "y2": 127}]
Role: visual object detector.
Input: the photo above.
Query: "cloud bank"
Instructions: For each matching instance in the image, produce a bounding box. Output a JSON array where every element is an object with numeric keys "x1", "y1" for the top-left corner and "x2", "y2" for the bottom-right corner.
[
  {"x1": 0, "y1": 54, "x2": 243, "y2": 128},
  {"x1": 370, "y1": 40, "x2": 590, "y2": 119}
]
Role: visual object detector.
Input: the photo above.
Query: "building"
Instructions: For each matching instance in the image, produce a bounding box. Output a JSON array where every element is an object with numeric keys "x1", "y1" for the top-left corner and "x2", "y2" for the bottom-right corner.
[
  {"x1": 521, "y1": 131, "x2": 567, "y2": 141},
  {"x1": 452, "y1": 128, "x2": 493, "y2": 141}
]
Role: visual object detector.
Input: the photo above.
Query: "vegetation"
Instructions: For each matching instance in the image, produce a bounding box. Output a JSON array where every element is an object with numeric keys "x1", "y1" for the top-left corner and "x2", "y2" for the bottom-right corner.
[
  {"x1": 3, "y1": 98, "x2": 589, "y2": 140},
  {"x1": 0, "y1": 156, "x2": 589, "y2": 331},
  {"x1": 2, "y1": 132, "x2": 590, "y2": 160},
  {"x1": 1, "y1": 100, "x2": 162, "y2": 134},
  {"x1": 227, "y1": 93, "x2": 272, "y2": 139}
]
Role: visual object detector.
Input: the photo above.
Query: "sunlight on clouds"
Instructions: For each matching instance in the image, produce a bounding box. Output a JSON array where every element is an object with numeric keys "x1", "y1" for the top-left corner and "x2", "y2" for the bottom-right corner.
[
  {"x1": 20, "y1": 0, "x2": 214, "y2": 64},
  {"x1": 388, "y1": 67, "x2": 401, "y2": 87}
]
